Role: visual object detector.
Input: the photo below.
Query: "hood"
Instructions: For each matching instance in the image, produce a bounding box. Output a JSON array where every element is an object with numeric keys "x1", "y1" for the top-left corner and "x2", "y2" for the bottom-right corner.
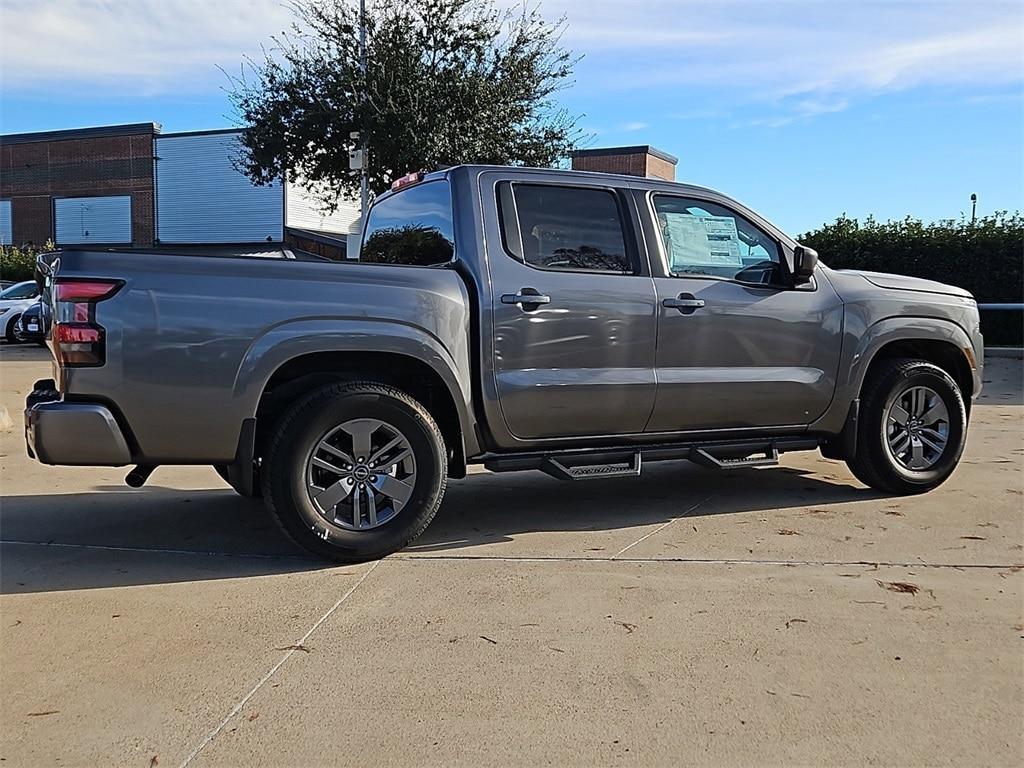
[{"x1": 836, "y1": 269, "x2": 973, "y2": 299}]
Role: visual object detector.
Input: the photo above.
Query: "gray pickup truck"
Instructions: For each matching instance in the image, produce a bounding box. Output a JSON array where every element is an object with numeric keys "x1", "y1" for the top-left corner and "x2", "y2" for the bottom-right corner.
[{"x1": 26, "y1": 165, "x2": 983, "y2": 561}]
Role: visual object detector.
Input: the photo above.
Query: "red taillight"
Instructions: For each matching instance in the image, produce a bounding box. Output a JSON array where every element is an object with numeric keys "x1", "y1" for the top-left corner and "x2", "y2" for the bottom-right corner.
[
  {"x1": 53, "y1": 279, "x2": 122, "y2": 367},
  {"x1": 56, "y1": 280, "x2": 122, "y2": 302},
  {"x1": 55, "y1": 324, "x2": 102, "y2": 344}
]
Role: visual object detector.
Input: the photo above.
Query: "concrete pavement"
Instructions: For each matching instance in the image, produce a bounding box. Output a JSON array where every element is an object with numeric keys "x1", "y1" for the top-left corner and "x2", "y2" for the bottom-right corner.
[{"x1": 1, "y1": 344, "x2": 1021, "y2": 766}]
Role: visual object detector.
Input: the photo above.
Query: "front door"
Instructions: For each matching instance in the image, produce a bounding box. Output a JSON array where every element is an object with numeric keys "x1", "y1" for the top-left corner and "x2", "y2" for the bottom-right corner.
[
  {"x1": 643, "y1": 192, "x2": 844, "y2": 432},
  {"x1": 486, "y1": 178, "x2": 658, "y2": 440}
]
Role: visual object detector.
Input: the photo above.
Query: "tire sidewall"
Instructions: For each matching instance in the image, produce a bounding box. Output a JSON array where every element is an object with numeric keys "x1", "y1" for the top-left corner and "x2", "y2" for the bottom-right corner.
[
  {"x1": 5, "y1": 314, "x2": 21, "y2": 344},
  {"x1": 871, "y1": 366, "x2": 966, "y2": 488},
  {"x1": 270, "y1": 387, "x2": 445, "y2": 559}
]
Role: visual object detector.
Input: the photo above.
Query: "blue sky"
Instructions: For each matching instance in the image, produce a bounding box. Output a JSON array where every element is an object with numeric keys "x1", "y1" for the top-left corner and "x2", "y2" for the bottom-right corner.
[{"x1": 1, "y1": 0, "x2": 1021, "y2": 234}]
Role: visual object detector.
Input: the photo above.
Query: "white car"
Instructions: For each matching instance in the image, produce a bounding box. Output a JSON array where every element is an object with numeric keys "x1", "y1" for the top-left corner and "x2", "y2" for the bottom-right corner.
[{"x1": 0, "y1": 280, "x2": 42, "y2": 343}]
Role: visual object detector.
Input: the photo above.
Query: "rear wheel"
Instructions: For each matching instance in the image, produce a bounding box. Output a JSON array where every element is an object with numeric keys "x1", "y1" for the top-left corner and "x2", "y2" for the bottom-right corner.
[
  {"x1": 846, "y1": 359, "x2": 967, "y2": 494},
  {"x1": 261, "y1": 381, "x2": 447, "y2": 562}
]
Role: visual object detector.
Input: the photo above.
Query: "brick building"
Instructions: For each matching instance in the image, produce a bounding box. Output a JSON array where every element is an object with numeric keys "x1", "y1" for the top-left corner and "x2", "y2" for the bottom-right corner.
[
  {"x1": 0, "y1": 122, "x2": 358, "y2": 254},
  {"x1": 570, "y1": 145, "x2": 678, "y2": 181},
  {"x1": 0, "y1": 123, "x2": 157, "y2": 247}
]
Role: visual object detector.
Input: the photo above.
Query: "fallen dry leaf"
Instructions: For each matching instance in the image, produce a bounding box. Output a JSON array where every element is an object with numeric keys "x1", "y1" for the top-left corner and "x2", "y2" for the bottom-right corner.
[
  {"x1": 785, "y1": 618, "x2": 808, "y2": 629},
  {"x1": 275, "y1": 644, "x2": 311, "y2": 653},
  {"x1": 960, "y1": 535, "x2": 986, "y2": 541},
  {"x1": 777, "y1": 529, "x2": 801, "y2": 536},
  {"x1": 615, "y1": 621, "x2": 638, "y2": 634},
  {"x1": 26, "y1": 710, "x2": 59, "y2": 717},
  {"x1": 248, "y1": 712, "x2": 260, "y2": 722},
  {"x1": 150, "y1": 756, "x2": 159, "y2": 767},
  {"x1": 876, "y1": 580, "x2": 920, "y2": 595},
  {"x1": 479, "y1": 635, "x2": 498, "y2": 645}
]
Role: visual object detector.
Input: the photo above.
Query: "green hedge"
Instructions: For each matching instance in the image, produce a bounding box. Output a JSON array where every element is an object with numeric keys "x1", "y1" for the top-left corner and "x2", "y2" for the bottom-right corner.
[
  {"x1": 800, "y1": 213, "x2": 1023, "y2": 346},
  {"x1": 0, "y1": 243, "x2": 51, "y2": 284}
]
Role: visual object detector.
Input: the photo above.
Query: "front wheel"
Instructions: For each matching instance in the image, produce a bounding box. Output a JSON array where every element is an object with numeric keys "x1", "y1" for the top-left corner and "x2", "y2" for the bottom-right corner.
[
  {"x1": 846, "y1": 359, "x2": 967, "y2": 494},
  {"x1": 261, "y1": 381, "x2": 447, "y2": 562},
  {"x1": 5, "y1": 314, "x2": 22, "y2": 344}
]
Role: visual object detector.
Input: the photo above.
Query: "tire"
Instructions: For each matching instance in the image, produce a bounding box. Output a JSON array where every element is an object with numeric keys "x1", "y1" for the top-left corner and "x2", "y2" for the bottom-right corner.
[
  {"x1": 846, "y1": 359, "x2": 967, "y2": 494},
  {"x1": 5, "y1": 314, "x2": 21, "y2": 344},
  {"x1": 261, "y1": 381, "x2": 447, "y2": 562}
]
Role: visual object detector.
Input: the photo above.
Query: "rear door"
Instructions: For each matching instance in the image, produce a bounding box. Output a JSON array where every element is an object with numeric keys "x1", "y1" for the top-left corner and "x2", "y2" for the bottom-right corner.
[
  {"x1": 482, "y1": 174, "x2": 658, "y2": 440},
  {"x1": 639, "y1": 190, "x2": 843, "y2": 432}
]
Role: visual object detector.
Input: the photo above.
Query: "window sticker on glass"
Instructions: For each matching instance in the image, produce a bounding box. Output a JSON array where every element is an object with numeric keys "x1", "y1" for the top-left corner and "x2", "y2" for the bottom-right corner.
[{"x1": 661, "y1": 213, "x2": 743, "y2": 270}]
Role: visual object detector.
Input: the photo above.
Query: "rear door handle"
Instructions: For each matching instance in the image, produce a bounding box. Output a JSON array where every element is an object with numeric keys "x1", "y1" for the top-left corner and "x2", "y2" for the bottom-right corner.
[
  {"x1": 663, "y1": 296, "x2": 705, "y2": 312},
  {"x1": 502, "y1": 290, "x2": 551, "y2": 307}
]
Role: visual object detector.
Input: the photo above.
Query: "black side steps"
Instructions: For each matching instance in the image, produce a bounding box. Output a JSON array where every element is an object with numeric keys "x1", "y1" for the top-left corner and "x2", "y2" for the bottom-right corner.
[
  {"x1": 484, "y1": 437, "x2": 816, "y2": 481},
  {"x1": 542, "y1": 452, "x2": 643, "y2": 481},
  {"x1": 533, "y1": 444, "x2": 787, "y2": 481},
  {"x1": 690, "y1": 446, "x2": 779, "y2": 470}
]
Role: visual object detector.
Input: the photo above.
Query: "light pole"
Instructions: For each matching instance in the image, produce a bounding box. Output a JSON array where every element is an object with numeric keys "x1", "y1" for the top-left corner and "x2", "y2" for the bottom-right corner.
[
  {"x1": 358, "y1": 0, "x2": 368, "y2": 217},
  {"x1": 970, "y1": 193, "x2": 977, "y2": 224}
]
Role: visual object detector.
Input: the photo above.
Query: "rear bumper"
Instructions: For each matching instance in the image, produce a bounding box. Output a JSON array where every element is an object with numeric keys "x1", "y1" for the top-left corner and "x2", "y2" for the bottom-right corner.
[{"x1": 25, "y1": 379, "x2": 132, "y2": 466}]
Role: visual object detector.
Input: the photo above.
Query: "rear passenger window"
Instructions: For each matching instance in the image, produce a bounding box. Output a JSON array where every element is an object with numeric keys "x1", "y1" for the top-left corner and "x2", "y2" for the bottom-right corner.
[
  {"x1": 361, "y1": 180, "x2": 455, "y2": 266},
  {"x1": 499, "y1": 183, "x2": 632, "y2": 273},
  {"x1": 652, "y1": 195, "x2": 783, "y2": 285}
]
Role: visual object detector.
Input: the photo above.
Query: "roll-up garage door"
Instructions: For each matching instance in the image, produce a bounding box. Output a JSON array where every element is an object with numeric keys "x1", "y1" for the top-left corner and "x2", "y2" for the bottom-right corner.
[
  {"x1": 54, "y1": 196, "x2": 132, "y2": 245},
  {"x1": 156, "y1": 131, "x2": 284, "y2": 244},
  {"x1": 0, "y1": 200, "x2": 11, "y2": 245}
]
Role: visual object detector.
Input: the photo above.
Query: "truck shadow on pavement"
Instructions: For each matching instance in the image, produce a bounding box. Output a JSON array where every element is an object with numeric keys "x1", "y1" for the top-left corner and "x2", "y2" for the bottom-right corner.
[{"x1": 1, "y1": 462, "x2": 879, "y2": 594}]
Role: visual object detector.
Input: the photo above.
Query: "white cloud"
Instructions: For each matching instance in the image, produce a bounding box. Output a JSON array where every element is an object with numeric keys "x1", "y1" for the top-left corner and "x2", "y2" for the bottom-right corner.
[
  {"x1": 0, "y1": 0, "x2": 292, "y2": 94},
  {"x1": 553, "y1": 1, "x2": 1022, "y2": 102},
  {"x1": 622, "y1": 121, "x2": 649, "y2": 131},
  {"x1": 1, "y1": 0, "x2": 1021, "y2": 119}
]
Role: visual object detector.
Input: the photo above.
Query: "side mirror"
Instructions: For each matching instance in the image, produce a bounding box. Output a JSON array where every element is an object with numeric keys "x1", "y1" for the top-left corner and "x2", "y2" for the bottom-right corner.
[{"x1": 793, "y1": 244, "x2": 818, "y2": 284}]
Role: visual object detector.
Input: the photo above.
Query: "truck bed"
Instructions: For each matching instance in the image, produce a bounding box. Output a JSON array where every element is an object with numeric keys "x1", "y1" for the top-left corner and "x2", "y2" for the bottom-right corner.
[{"x1": 45, "y1": 249, "x2": 474, "y2": 463}]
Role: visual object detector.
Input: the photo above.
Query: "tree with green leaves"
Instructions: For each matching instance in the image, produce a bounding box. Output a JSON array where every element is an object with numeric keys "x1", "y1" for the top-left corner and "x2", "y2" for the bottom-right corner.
[{"x1": 228, "y1": 0, "x2": 582, "y2": 208}]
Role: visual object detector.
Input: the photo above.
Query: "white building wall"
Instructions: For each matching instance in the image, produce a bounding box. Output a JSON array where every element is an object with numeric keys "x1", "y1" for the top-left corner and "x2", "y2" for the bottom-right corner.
[
  {"x1": 285, "y1": 179, "x2": 362, "y2": 237},
  {"x1": 156, "y1": 131, "x2": 284, "y2": 244}
]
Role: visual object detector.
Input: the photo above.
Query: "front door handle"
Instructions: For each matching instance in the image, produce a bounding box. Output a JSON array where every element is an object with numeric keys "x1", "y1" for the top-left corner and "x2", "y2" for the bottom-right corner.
[
  {"x1": 663, "y1": 295, "x2": 705, "y2": 313},
  {"x1": 502, "y1": 290, "x2": 551, "y2": 308}
]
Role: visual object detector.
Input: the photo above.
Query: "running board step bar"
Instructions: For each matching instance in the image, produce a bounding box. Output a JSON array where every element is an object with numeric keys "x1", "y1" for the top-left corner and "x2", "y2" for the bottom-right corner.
[
  {"x1": 690, "y1": 447, "x2": 779, "y2": 470},
  {"x1": 542, "y1": 453, "x2": 642, "y2": 481},
  {"x1": 483, "y1": 437, "x2": 817, "y2": 480}
]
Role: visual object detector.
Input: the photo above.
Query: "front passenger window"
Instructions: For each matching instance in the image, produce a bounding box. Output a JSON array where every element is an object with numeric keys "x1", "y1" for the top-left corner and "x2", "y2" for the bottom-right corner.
[{"x1": 652, "y1": 195, "x2": 783, "y2": 285}]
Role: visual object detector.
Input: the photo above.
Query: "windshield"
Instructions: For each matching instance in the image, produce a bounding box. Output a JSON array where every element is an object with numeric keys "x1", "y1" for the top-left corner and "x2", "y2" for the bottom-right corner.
[{"x1": 0, "y1": 281, "x2": 38, "y2": 300}]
